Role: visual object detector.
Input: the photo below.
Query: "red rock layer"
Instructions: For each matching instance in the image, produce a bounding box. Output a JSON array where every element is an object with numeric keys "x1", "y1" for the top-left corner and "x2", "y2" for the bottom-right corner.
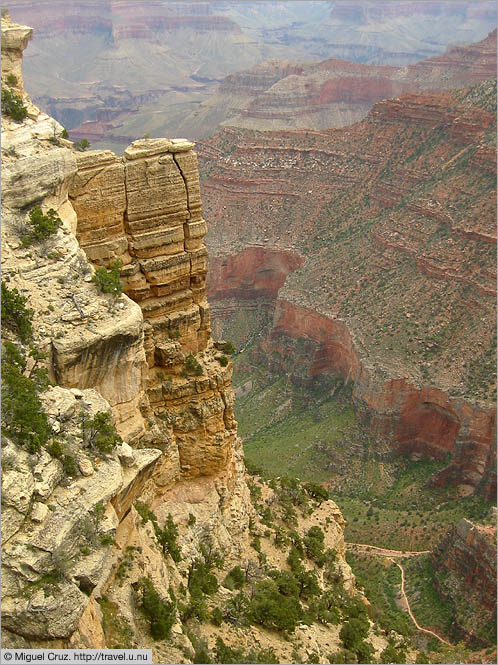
[
  {"x1": 208, "y1": 247, "x2": 304, "y2": 302},
  {"x1": 215, "y1": 29, "x2": 496, "y2": 130},
  {"x1": 200, "y1": 84, "x2": 497, "y2": 492}
]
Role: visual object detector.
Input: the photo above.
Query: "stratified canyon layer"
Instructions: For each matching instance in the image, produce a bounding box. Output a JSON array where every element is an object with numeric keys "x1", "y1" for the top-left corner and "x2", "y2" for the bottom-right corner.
[
  {"x1": 1, "y1": 15, "x2": 361, "y2": 663},
  {"x1": 188, "y1": 29, "x2": 497, "y2": 136},
  {"x1": 6, "y1": 0, "x2": 497, "y2": 144},
  {"x1": 432, "y1": 518, "x2": 497, "y2": 645},
  {"x1": 198, "y1": 79, "x2": 497, "y2": 497}
]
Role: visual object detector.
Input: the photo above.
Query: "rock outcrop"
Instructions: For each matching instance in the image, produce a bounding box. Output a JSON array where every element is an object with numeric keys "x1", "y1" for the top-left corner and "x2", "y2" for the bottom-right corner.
[
  {"x1": 1, "y1": 15, "x2": 359, "y2": 660},
  {"x1": 432, "y1": 518, "x2": 497, "y2": 645},
  {"x1": 199, "y1": 80, "x2": 497, "y2": 494}
]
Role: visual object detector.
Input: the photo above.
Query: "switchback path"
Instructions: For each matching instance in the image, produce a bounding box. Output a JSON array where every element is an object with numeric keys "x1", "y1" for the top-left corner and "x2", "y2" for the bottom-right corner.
[
  {"x1": 346, "y1": 542, "x2": 430, "y2": 557},
  {"x1": 346, "y1": 542, "x2": 451, "y2": 645}
]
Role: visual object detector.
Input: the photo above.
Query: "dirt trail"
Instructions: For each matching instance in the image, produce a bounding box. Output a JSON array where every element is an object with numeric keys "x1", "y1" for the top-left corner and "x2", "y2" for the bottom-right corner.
[
  {"x1": 394, "y1": 560, "x2": 452, "y2": 646},
  {"x1": 346, "y1": 542, "x2": 430, "y2": 557},
  {"x1": 347, "y1": 542, "x2": 451, "y2": 645}
]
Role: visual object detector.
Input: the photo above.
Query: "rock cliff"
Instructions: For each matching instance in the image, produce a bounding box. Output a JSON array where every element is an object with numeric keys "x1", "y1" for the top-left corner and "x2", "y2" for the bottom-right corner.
[
  {"x1": 1, "y1": 15, "x2": 364, "y2": 662},
  {"x1": 432, "y1": 518, "x2": 497, "y2": 645},
  {"x1": 199, "y1": 80, "x2": 497, "y2": 495}
]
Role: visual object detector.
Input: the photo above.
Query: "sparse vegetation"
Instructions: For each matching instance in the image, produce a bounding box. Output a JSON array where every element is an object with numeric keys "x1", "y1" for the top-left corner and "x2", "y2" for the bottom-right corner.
[
  {"x1": 1, "y1": 86, "x2": 27, "y2": 121},
  {"x1": 82, "y1": 411, "x2": 121, "y2": 454},
  {"x1": 1, "y1": 281, "x2": 33, "y2": 343},
  {"x1": 183, "y1": 353, "x2": 203, "y2": 376},
  {"x1": 21, "y1": 206, "x2": 62, "y2": 247},
  {"x1": 138, "y1": 577, "x2": 175, "y2": 640},
  {"x1": 1, "y1": 342, "x2": 50, "y2": 453},
  {"x1": 91, "y1": 259, "x2": 123, "y2": 299},
  {"x1": 73, "y1": 138, "x2": 91, "y2": 151}
]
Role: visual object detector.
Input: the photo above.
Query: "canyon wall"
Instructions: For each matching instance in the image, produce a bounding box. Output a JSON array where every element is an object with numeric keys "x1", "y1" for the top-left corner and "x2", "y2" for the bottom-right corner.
[
  {"x1": 1, "y1": 16, "x2": 356, "y2": 660},
  {"x1": 6, "y1": 1, "x2": 497, "y2": 145},
  {"x1": 432, "y1": 518, "x2": 497, "y2": 645},
  {"x1": 200, "y1": 80, "x2": 497, "y2": 494},
  {"x1": 187, "y1": 28, "x2": 497, "y2": 136}
]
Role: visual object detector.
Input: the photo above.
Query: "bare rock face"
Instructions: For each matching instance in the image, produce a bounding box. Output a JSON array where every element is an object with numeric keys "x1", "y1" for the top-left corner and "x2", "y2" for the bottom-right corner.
[
  {"x1": 432, "y1": 519, "x2": 497, "y2": 645},
  {"x1": 68, "y1": 136, "x2": 240, "y2": 479}
]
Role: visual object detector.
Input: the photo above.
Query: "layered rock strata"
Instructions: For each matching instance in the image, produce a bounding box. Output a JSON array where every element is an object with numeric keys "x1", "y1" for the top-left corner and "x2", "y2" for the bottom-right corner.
[
  {"x1": 0, "y1": 13, "x2": 243, "y2": 647},
  {"x1": 199, "y1": 82, "x2": 497, "y2": 494},
  {"x1": 432, "y1": 518, "x2": 497, "y2": 645},
  {"x1": 189, "y1": 29, "x2": 497, "y2": 136}
]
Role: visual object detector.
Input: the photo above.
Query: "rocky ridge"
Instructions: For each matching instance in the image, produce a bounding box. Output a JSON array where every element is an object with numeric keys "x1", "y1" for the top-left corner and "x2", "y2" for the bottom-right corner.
[
  {"x1": 1, "y1": 15, "x2": 369, "y2": 662},
  {"x1": 6, "y1": 1, "x2": 497, "y2": 147},
  {"x1": 198, "y1": 80, "x2": 497, "y2": 495}
]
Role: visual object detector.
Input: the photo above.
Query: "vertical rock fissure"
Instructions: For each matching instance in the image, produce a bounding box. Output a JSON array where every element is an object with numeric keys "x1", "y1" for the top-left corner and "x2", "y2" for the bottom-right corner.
[{"x1": 172, "y1": 152, "x2": 191, "y2": 220}]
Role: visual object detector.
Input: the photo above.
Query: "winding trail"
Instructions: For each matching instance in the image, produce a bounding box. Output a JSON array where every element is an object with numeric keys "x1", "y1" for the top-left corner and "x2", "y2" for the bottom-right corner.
[
  {"x1": 346, "y1": 542, "x2": 451, "y2": 645},
  {"x1": 393, "y1": 559, "x2": 451, "y2": 646}
]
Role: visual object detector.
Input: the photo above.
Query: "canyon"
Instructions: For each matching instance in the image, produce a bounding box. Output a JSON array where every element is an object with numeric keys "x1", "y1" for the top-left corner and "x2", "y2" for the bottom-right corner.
[
  {"x1": 184, "y1": 28, "x2": 497, "y2": 136},
  {"x1": 5, "y1": 1, "x2": 497, "y2": 148},
  {"x1": 199, "y1": 80, "x2": 497, "y2": 497},
  {"x1": 1, "y1": 14, "x2": 372, "y2": 663},
  {"x1": 1, "y1": 7, "x2": 496, "y2": 663},
  {"x1": 432, "y1": 517, "x2": 497, "y2": 646}
]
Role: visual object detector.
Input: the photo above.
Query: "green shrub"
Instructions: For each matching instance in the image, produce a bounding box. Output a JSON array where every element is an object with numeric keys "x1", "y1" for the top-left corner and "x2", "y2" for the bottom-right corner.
[
  {"x1": 303, "y1": 525, "x2": 326, "y2": 566},
  {"x1": 21, "y1": 206, "x2": 62, "y2": 246},
  {"x1": 219, "y1": 341, "x2": 235, "y2": 354},
  {"x1": 340, "y1": 616, "x2": 370, "y2": 652},
  {"x1": 1, "y1": 281, "x2": 33, "y2": 343},
  {"x1": 63, "y1": 454, "x2": 78, "y2": 477},
  {"x1": 304, "y1": 482, "x2": 329, "y2": 503},
  {"x1": 82, "y1": 411, "x2": 122, "y2": 454},
  {"x1": 193, "y1": 640, "x2": 212, "y2": 664},
  {"x1": 211, "y1": 606, "x2": 223, "y2": 626},
  {"x1": 223, "y1": 565, "x2": 245, "y2": 591},
  {"x1": 248, "y1": 579, "x2": 303, "y2": 633},
  {"x1": 156, "y1": 514, "x2": 181, "y2": 562},
  {"x1": 91, "y1": 259, "x2": 122, "y2": 299},
  {"x1": 6, "y1": 73, "x2": 18, "y2": 87},
  {"x1": 138, "y1": 577, "x2": 175, "y2": 640},
  {"x1": 218, "y1": 354, "x2": 228, "y2": 366},
  {"x1": 380, "y1": 644, "x2": 407, "y2": 664},
  {"x1": 46, "y1": 439, "x2": 63, "y2": 459},
  {"x1": 100, "y1": 533, "x2": 114, "y2": 547},
  {"x1": 189, "y1": 559, "x2": 218, "y2": 596},
  {"x1": 134, "y1": 501, "x2": 157, "y2": 525},
  {"x1": 213, "y1": 637, "x2": 279, "y2": 664},
  {"x1": 134, "y1": 504, "x2": 181, "y2": 562},
  {"x1": 184, "y1": 353, "x2": 203, "y2": 376},
  {"x1": 1, "y1": 342, "x2": 50, "y2": 452},
  {"x1": 74, "y1": 138, "x2": 90, "y2": 151},
  {"x1": 1, "y1": 87, "x2": 27, "y2": 121},
  {"x1": 60, "y1": 128, "x2": 69, "y2": 139}
]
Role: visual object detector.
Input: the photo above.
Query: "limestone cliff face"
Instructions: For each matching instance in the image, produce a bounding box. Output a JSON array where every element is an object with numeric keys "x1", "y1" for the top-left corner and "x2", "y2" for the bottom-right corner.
[
  {"x1": 432, "y1": 518, "x2": 497, "y2": 645},
  {"x1": 1, "y1": 16, "x2": 356, "y2": 659},
  {"x1": 68, "y1": 138, "x2": 235, "y2": 480}
]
